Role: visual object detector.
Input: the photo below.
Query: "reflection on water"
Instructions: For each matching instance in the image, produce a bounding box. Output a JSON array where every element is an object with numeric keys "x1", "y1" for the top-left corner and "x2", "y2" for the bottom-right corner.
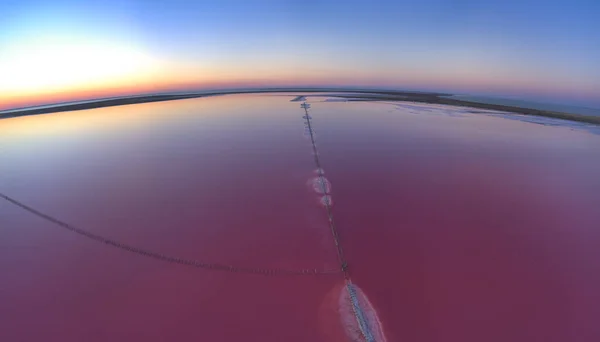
[
  {"x1": 1, "y1": 94, "x2": 600, "y2": 342},
  {"x1": 447, "y1": 94, "x2": 600, "y2": 117},
  {"x1": 482, "y1": 111, "x2": 600, "y2": 136}
]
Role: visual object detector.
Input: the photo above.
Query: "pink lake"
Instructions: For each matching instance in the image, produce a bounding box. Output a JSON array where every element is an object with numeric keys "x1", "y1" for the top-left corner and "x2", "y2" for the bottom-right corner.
[{"x1": 1, "y1": 93, "x2": 600, "y2": 341}]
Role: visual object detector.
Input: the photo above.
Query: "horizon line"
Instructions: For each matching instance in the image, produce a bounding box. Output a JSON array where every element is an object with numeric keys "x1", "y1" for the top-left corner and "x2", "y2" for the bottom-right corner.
[
  {"x1": 2, "y1": 88, "x2": 599, "y2": 125},
  {"x1": 1, "y1": 87, "x2": 452, "y2": 113}
]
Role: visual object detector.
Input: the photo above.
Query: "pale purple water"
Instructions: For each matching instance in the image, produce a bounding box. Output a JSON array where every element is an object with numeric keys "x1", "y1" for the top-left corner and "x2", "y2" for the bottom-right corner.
[{"x1": 1, "y1": 94, "x2": 600, "y2": 341}]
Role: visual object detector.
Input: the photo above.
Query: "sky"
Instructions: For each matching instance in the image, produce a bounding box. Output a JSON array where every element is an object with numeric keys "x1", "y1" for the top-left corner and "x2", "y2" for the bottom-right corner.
[{"x1": 1, "y1": 0, "x2": 599, "y2": 110}]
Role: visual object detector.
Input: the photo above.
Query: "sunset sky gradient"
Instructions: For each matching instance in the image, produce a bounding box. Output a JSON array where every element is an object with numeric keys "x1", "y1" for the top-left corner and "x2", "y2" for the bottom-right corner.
[{"x1": 1, "y1": 0, "x2": 599, "y2": 110}]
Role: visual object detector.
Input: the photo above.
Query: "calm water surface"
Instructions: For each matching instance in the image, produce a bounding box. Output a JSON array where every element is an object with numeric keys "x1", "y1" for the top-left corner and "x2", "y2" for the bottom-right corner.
[{"x1": 1, "y1": 94, "x2": 600, "y2": 341}]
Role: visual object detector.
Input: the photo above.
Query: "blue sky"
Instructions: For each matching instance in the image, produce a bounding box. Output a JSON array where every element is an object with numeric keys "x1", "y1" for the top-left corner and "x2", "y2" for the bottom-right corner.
[{"x1": 1, "y1": 0, "x2": 599, "y2": 109}]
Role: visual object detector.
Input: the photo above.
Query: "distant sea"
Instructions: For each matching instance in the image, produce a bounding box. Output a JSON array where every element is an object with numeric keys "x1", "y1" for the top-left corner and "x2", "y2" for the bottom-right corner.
[{"x1": 447, "y1": 95, "x2": 600, "y2": 117}]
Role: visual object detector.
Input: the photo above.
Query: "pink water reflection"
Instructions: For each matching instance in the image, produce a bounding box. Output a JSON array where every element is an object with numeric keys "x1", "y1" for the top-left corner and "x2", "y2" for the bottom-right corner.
[{"x1": 1, "y1": 94, "x2": 600, "y2": 341}]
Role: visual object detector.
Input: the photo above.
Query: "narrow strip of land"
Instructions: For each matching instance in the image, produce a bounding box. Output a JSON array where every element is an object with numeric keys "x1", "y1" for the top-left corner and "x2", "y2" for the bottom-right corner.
[{"x1": 2, "y1": 88, "x2": 599, "y2": 125}]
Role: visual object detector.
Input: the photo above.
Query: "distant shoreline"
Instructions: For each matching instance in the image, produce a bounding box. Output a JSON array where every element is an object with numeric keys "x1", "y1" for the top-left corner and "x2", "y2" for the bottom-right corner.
[{"x1": 2, "y1": 88, "x2": 599, "y2": 125}]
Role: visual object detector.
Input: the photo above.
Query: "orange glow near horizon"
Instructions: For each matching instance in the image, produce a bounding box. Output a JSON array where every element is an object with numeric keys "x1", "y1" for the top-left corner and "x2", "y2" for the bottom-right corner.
[
  {"x1": 2, "y1": 60, "x2": 599, "y2": 111},
  {"x1": 1, "y1": 0, "x2": 599, "y2": 111},
  {"x1": 1, "y1": 30, "x2": 598, "y2": 111}
]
